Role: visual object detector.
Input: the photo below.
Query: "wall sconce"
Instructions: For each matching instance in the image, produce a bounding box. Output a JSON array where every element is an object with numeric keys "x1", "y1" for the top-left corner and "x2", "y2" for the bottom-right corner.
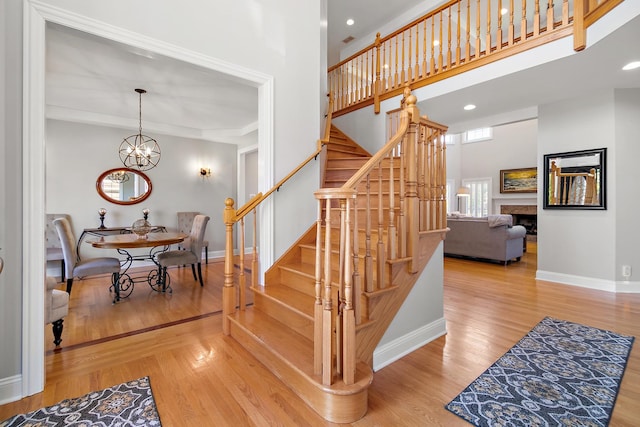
[{"x1": 200, "y1": 168, "x2": 211, "y2": 179}]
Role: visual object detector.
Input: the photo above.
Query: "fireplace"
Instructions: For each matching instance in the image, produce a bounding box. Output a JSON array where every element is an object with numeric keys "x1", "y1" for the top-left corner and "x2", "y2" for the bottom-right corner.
[{"x1": 500, "y1": 205, "x2": 537, "y2": 235}]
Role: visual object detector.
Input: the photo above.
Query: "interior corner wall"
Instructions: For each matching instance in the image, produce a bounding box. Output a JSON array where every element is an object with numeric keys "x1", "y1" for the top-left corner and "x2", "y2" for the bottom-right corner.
[
  {"x1": 537, "y1": 89, "x2": 616, "y2": 283},
  {"x1": 614, "y1": 88, "x2": 640, "y2": 282},
  {"x1": 0, "y1": 0, "x2": 23, "y2": 393}
]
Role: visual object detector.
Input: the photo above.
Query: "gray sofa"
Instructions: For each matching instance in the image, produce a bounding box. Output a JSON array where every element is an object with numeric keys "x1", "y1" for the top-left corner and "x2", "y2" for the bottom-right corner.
[{"x1": 444, "y1": 215, "x2": 526, "y2": 264}]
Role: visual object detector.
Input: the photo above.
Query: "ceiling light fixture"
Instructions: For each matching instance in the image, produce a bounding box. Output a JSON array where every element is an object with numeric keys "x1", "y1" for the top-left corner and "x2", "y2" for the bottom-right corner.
[
  {"x1": 464, "y1": 104, "x2": 476, "y2": 111},
  {"x1": 622, "y1": 61, "x2": 640, "y2": 71},
  {"x1": 119, "y1": 89, "x2": 161, "y2": 171},
  {"x1": 346, "y1": 18, "x2": 354, "y2": 26}
]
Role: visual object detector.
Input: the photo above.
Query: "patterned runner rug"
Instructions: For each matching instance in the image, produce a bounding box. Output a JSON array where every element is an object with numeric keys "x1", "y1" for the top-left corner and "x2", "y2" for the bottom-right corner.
[
  {"x1": 446, "y1": 317, "x2": 634, "y2": 426},
  {"x1": 1, "y1": 376, "x2": 161, "y2": 427}
]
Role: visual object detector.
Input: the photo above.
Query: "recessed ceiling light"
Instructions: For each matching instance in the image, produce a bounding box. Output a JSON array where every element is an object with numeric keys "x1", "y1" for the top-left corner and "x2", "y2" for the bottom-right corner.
[
  {"x1": 464, "y1": 104, "x2": 476, "y2": 111},
  {"x1": 346, "y1": 18, "x2": 354, "y2": 26},
  {"x1": 622, "y1": 61, "x2": 640, "y2": 71},
  {"x1": 501, "y1": 8, "x2": 508, "y2": 15},
  {"x1": 433, "y1": 40, "x2": 440, "y2": 47}
]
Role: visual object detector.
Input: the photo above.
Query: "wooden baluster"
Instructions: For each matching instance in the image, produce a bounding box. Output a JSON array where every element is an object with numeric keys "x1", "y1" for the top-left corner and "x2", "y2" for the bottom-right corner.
[
  {"x1": 356, "y1": 57, "x2": 361, "y2": 102},
  {"x1": 476, "y1": 0, "x2": 481, "y2": 57},
  {"x1": 496, "y1": 0, "x2": 503, "y2": 51},
  {"x1": 438, "y1": 11, "x2": 444, "y2": 71},
  {"x1": 394, "y1": 36, "x2": 399, "y2": 88},
  {"x1": 223, "y1": 198, "x2": 236, "y2": 335},
  {"x1": 521, "y1": 0, "x2": 528, "y2": 41},
  {"x1": 547, "y1": 0, "x2": 554, "y2": 32},
  {"x1": 239, "y1": 217, "x2": 246, "y2": 310},
  {"x1": 365, "y1": 50, "x2": 370, "y2": 98},
  {"x1": 534, "y1": 0, "x2": 540, "y2": 37},
  {"x1": 377, "y1": 164, "x2": 386, "y2": 289},
  {"x1": 252, "y1": 209, "x2": 258, "y2": 289},
  {"x1": 336, "y1": 198, "x2": 347, "y2": 377},
  {"x1": 508, "y1": 0, "x2": 515, "y2": 45},
  {"x1": 388, "y1": 152, "x2": 397, "y2": 260},
  {"x1": 447, "y1": 6, "x2": 452, "y2": 68},
  {"x1": 381, "y1": 37, "x2": 387, "y2": 92},
  {"x1": 350, "y1": 60, "x2": 356, "y2": 105},
  {"x1": 314, "y1": 199, "x2": 323, "y2": 375},
  {"x1": 422, "y1": 18, "x2": 428, "y2": 76},
  {"x1": 418, "y1": 125, "x2": 427, "y2": 231},
  {"x1": 342, "y1": 197, "x2": 355, "y2": 386},
  {"x1": 430, "y1": 17, "x2": 436, "y2": 74},
  {"x1": 407, "y1": 30, "x2": 412, "y2": 82},
  {"x1": 486, "y1": 0, "x2": 492, "y2": 53},
  {"x1": 414, "y1": 26, "x2": 420, "y2": 80},
  {"x1": 466, "y1": 0, "x2": 471, "y2": 61},
  {"x1": 352, "y1": 195, "x2": 361, "y2": 325},
  {"x1": 562, "y1": 0, "x2": 569, "y2": 26},
  {"x1": 398, "y1": 134, "x2": 407, "y2": 258},
  {"x1": 374, "y1": 34, "x2": 381, "y2": 113},
  {"x1": 456, "y1": 2, "x2": 461, "y2": 65},
  {"x1": 364, "y1": 175, "x2": 373, "y2": 293},
  {"x1": 322, "y1": 198, "x2": 333, "y2": 386},
  {"x1": 440, "y1": 132, "x2": 447, "y2": 229}
]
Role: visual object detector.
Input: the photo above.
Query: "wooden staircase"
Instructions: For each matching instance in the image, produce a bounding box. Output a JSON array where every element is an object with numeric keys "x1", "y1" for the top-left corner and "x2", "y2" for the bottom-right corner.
[{"x1": 223, "y1": 93, "x2": 448, "y2": 422}]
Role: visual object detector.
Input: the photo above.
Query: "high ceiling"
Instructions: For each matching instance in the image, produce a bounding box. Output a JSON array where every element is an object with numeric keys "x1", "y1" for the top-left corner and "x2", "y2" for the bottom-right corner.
[{"x1": 46, "y1": 3, "x2": 640, "y2": 142}]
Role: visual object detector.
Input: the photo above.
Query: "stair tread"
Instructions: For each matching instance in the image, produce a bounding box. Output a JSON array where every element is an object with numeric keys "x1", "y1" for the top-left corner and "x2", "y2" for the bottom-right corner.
[{"x1": 253, "y1": 283, "x2": 314, "y2": 318}]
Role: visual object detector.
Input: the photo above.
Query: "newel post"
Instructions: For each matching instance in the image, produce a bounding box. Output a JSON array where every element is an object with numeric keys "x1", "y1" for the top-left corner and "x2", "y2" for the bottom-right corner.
[
  {"x1": 223, "y1": 198, "x2": 237, "y2": 335},
  {"x1": 403, "y1": 91, "x2": 421, "y2": 273},
  {"x1": 573, "y1": 0, "x2": 586, "y2": 51}
]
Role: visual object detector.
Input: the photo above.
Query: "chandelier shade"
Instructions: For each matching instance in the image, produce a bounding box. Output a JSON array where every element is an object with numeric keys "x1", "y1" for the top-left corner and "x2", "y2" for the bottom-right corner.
[{"x1": 119, "y1": 89, "x2": 161, "y2": 171}]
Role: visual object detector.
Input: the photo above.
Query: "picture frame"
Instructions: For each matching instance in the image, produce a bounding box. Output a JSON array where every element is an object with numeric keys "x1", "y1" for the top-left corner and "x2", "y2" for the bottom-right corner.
[
  {"x1": 543, "y1": 148, "x2": 606, "y2": 210},
  {"x1": 500, "y1": 167, "x2": 537, "y2": 193}
]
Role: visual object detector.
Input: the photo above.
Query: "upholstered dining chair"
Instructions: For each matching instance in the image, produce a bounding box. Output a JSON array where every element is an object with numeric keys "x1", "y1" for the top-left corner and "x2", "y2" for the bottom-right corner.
[
  {"x1": 53, "y1": 217, "x2": 121, "y2": 296},
  {"x1": 46, "y1": 213, "x2": 71, "y2": 281},
  {"x1": 158, "y1": 214, "x2": 210, "y2": 287},
  {"x1": 45, "y1": 276, "x2": 69, "y2": 346},
  {"x1": 177, "y1": 211, "x2": 209, "y2": 264}
]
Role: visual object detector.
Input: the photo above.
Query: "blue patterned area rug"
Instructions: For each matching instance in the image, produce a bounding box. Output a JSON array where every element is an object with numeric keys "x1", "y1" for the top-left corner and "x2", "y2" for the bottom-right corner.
[
  {"x1": 446, "y1": 317, "x2": 634, "y2": 426},
  {"x1": 1, "y1": 377, "x2": 161, "y2": 426}
]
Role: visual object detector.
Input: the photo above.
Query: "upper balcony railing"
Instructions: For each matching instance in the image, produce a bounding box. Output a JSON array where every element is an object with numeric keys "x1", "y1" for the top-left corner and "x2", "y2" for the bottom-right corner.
[{"x1": 328, "y1": 0, "x2": 623, "y2": 117}]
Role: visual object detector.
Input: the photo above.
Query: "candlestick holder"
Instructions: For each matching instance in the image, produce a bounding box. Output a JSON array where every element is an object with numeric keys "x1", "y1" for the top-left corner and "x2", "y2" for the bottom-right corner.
[
  {"x1": 98, "y1": 208, "x2": 107, "y2": 229},
  {"x1": 142, "y1": 208, "x2": 150, "y2": 221}
]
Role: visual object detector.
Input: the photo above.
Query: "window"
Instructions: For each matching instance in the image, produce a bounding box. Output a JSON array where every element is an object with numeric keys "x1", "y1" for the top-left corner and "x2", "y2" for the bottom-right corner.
[
  {"x1": 462, "y1": 178, "x2": 492, "y2": 217},
  {"x1": 464, "y1": 127, "x2": 493, "y2": 143}
]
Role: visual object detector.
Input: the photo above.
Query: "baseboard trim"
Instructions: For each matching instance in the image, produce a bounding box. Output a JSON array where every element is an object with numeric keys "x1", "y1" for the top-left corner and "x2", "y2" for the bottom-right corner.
[
  {"x1": 0, "y1": 375, "x2": 22, "y2": 405},
  {"x1": 536, "y1": 270, "x2": 640, "y2": 293},
  {"x1": 372, "y1": 317, "x2": 447, "y2": 372}
]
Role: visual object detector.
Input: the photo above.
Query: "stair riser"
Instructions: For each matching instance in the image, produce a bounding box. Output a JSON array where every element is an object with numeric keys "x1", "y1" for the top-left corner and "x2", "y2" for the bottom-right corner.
[
  {"x1": 279, "y1": 268, "x2": 316, "y2": 297},
  {"x1": 326, "y1": 167, "x2": 400, "y2": 182}
]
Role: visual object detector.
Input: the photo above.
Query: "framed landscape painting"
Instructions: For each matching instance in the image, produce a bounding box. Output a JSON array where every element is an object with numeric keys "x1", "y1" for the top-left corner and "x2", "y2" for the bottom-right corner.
[{"x1": 500, "y1": 167, "x2": 537, "y2": 193}]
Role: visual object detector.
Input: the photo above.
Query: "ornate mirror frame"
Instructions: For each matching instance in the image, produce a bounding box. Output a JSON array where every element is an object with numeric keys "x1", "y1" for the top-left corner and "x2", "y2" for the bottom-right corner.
[
  {"x1": 96, "y1": 168, "x2": 153, "y2": 205},
  {"x1": 543, "y1": 148, "x2": 606, "y2": 210}
]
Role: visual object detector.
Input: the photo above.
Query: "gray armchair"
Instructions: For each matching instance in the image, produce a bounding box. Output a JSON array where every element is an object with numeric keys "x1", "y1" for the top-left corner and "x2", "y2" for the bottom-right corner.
[
  {"x1": 158, "y1": 214, "x2": 210, "y2": 287},
  {"x1": 53, "y1": 217, "x2": 121, "y2": 296},
  {"x1": 46, "y1": 213, "x2": 71, "y2": 281},
  {"x1": 45, "y1": 276, "x2": 69, "y2": 346},
  {"x1": 177, "y1": 212, "x2": 209, "y2": 264}
]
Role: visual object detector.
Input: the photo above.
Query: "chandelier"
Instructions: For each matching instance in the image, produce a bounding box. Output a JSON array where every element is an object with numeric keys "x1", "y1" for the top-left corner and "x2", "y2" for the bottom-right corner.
[
  {"x1": 106, "y1": 170, "x2": 130, "y2": 183},
  {"x1": 119, "y1": 89, "x2": 161, "y2": 171}
]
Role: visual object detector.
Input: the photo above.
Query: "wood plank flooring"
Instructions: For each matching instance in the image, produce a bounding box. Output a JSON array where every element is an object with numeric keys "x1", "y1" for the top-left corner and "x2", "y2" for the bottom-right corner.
[{"x1": 3, "y1": 243, "x2": 640, "y2": 425}]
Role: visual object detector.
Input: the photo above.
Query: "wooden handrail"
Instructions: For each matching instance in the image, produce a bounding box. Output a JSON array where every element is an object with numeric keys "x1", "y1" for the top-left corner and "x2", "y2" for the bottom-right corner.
[{"x1": 329, "y1": 0, "x2": 624, "y2": 116}]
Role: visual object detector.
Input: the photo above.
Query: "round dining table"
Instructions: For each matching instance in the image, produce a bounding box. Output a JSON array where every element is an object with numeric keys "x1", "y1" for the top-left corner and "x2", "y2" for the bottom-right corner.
[{"x1": 89, "y1": 232, "x2": 187, "y2": 302}]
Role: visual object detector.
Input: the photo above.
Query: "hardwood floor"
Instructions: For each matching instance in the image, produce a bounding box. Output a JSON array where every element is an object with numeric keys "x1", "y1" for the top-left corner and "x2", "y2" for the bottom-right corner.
[{"x1": 3, "y1": 244, "x2": 639, "y2": 425}]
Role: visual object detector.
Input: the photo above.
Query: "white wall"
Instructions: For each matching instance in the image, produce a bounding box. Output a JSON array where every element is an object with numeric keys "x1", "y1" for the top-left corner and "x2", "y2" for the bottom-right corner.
[
  {"x1": 45, "y1": 120, "x2": 235, "y2": 265},
  {"x1": 614, "y1": 89, "x2": 640, "y2": 283},
  {"x1": 537, "y1": 90, "x2": 617, "y2": 285}
]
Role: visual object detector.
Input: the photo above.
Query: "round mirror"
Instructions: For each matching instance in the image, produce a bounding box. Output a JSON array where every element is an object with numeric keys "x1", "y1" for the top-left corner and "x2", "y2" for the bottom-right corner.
[{"x1": 96, "y1": 168, "x2": 152, "y2": 205}]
